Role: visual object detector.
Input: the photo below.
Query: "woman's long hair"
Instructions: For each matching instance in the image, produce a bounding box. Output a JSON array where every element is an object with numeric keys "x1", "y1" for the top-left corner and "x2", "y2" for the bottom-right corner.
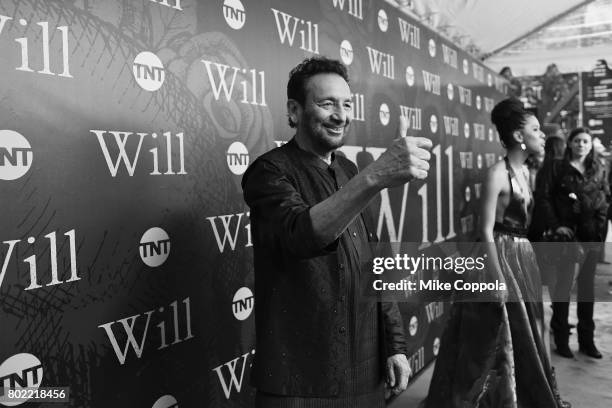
[{"x1": 564, "y1": 127, "x2": 600, "y2": 176}]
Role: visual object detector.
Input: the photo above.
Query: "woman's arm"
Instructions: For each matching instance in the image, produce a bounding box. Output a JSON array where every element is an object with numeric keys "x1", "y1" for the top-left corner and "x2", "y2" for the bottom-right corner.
[{"x1": 479, "y1": 163, "x2": 507, "y2": 295}]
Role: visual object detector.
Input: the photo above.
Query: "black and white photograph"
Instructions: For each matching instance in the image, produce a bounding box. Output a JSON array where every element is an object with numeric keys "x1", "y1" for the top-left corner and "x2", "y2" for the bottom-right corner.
[{"x1": 1, "y1": 0, "x2": 611, "y2": 407}]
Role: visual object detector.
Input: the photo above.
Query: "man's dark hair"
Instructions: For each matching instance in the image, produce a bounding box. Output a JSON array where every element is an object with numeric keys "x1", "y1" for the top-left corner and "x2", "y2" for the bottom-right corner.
[{"x1": 287, "y1": 57, "x2": 349, "y2": 128}]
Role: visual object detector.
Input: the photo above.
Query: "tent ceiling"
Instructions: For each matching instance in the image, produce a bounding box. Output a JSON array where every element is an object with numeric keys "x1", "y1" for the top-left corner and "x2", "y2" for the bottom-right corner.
[{"x1": 387, "y1": 0, "x2": 612, "y2": 75}]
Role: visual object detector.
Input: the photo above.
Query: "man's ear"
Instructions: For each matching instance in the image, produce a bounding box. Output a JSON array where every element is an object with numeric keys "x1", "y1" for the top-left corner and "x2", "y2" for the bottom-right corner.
[{"x1": 287, "y1": 99, "x2": 300, "y2": 127}]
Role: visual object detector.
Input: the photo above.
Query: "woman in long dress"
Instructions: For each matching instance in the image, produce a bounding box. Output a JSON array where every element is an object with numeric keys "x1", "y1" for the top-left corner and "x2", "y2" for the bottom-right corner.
[{"x1": 424, "y1": 98, "x2": 570, "y2": 408}]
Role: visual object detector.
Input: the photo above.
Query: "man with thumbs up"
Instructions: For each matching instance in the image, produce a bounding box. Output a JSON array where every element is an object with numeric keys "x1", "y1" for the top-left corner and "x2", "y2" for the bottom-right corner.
[{"x1": 242, "y1": 56, "x2": 432, "y2": 408}]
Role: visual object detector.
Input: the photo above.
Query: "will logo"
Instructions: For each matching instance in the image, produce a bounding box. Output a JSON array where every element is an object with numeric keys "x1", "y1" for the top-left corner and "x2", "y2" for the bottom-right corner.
[
  {"x1": 139, "y1": 227, "x2": 170, "y2": 267},
  {"x1": 472, "y1": 62, "x2": 485, "y2": 82},
  {"x1": 99, "y1": 298, "x2": 194, "y2": 365},
  {"x1": 351, "y1": 92, "x2": 365, "y2": 122},
  {"x1": 133, "y1": 52, "x2": 165, "y2": 91},
  {"x1": 422, "y1": 70, "x2": 440, "y2": 95},
  {"x1": 464, "y1": 186, "x2": 471, "y2": 202},
  {"x1": 0, "y1": 130, "x2": 32, "y2": 181},
  {"x1": 425, "y1": 302, "x2": 444, "y2": 323},
  {"x1": 271, "y1": 9, "x2": 319, "y2": 54},
  {"x1": 379, "y1": 103, "x2": 390, "y2": 126},
  {"x1": 399, "y1": 106, "x2": 421, "y2": 130},
  {"x1": 223, "y1": 0, "x2": 245, "y2": 29},
  {"x1": 442, "y1": 44, "x2": 457, "y2": 68},
  {"x1": 201, "y1": 60, "x2": 266, "y2": 106},
  {"x1": 91, "y1": 130, "x2": 187, "y2": 177},
  {"x1": 226, "y1": 142, "x2": 249, "y2": 175},
  {"x1": 0, "y1": 15, "x2": 72, "y2": 78},
  {"x1": 377, "y1": 9, "x2": 388, "y2": 32},
  {"x1": 152, "y1": 395, "x2": 178, "y2": 408},
  {"x1": 458, "y1": 85, "x2": 472, "y2": 106},
  {"x1": 366, "y1": 47, "x2": 394, "y2": 79},
  {"x1": 0, "y1": 353, "x2": 43, "y2": 407},
  {"x1": 1, "y1": 229, "x2": 79, "y2": 293},
  {"x1": 207, "y1": 212, "x2": 252, "y2": 253},
  {"x1": 443, "y1": 116, "x2": 459, "y2": 137},
  {"x1": 331, "y1": 0, "x2": 363, "y2": 20},
  {"x1": 339, "y1": 40, "x2": 353, "y2": 65},
  {"x1": 213, "y1": 350, "x2": 255, "y2": 399},
  {"x1": 398, "y1": 17, "x2": 420, "y2": 49},
  {"x1": 232, "y1": 287, "x2": 254, "y2": 320}
]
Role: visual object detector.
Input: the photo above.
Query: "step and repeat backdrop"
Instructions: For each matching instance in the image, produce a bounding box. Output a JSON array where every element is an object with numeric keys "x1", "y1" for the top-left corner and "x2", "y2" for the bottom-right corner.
[{"x1": 0, "y1": 0, "x2": 506, "y2": 406}]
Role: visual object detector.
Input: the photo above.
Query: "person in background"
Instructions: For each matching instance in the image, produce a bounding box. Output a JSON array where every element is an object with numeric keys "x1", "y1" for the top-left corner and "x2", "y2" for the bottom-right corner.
[
  {"x1": 592, "y1": 137, "x2": 611, "y2": 264},
  {"x1": 500, "y1": 66, "x2": 522, "y2": 98},
  {"x1": 534, "y1": 127, "x2": 608, "y2": 359},
  {"x1": 425, "y1": 98, "x2": 570, "y2": 408}
]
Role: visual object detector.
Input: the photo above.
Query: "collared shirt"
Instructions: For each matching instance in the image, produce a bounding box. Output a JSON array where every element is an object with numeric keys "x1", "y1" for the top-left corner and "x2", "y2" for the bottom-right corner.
[{"x1": 242, "y1": 138, "x2": 406, "y2": 400}]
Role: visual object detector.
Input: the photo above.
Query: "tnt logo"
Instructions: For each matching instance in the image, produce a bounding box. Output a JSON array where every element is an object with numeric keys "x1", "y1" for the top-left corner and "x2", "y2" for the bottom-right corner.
[
  {"x1": 447, "y1": 83, "x2": 454, "y2": 100},
  {"x1": 0, "y1": 353, "x2": 43, "y2": 407},
  {"x1": 464, "y1": 123, "x2": 470, "y2": 138},
  {"x1": 487, "y1": 73, "x2": 493, "y2": 87},
  {"x1": 377, "y1": 9, "x2": 388, "y2": 32},
  {"x1": 226, "y1": 142, "x2": 249, "y2": 175},
  {"x1": 462, "y1": 59, "x2": 469, "y2": 75},
  {"x1": 488, "y1": 128, "x2": 494, "y2": 142},
  {"x1": 405, "y1": 66, "x2": 415, "y2": 87},
  {"x1": 477, "y1": 154, "x2": 483, "y2": 169},
  {"x1": 379, "y1": 103, "x2": 390, "y2": 126},
  {"x1": 223, "y1": 0, "x2": 246, "y2": 30},
  {"x1": 0, "y1": 130, "x2": 33, "y2": 181},
  {"x1": 133, "y1": 52, "x2": 165, "y2": 92},
  {"x1": 340, "y1": 40, "x2": 353, "y2": 65},
  {"x1": 232, "y1": 287, "x2": 254, "y2": 320},
  {"x1": 429, "y1": 115, "x2": 438, "y2": 134},
  {"x1": 152, "y1": 395, "x2": 178, "y2": 408},
  {"x1": 465, "y1": 186, "x2": 471, "y2": 202},
  {"x1": 139, "y1": 227, "x2": 171, "y2": 267},
  {"x1": 428, "y1": 39, "x2": 436, "y2": 57},
  {"x1": 408, "y1": 316, "x2": 418, "y2": 336},
  {"x1": 476, "y1": 95, "x2": 482, "y2": 110},
  {"x1": 433, "y1": 337, "x2": 440, "y2": 356}
]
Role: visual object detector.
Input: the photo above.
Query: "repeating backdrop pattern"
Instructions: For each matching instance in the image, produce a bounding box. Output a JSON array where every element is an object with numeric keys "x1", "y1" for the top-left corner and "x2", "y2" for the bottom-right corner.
[{"x1": 0, "y1": 0, "x2": 506, "y2": 406}]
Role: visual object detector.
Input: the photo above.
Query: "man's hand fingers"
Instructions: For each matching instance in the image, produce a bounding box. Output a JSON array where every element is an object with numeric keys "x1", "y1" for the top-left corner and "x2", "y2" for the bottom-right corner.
[
  {"x1": 396, "y1": 367, "x2": 409, "y2": 393},
  {"x1": 410, "y1": 147, "x2": 432, "y2": 161},
  {"x1": 386, "y1": 362, "x2": 396, "y2": 387},
  {"x1": 406, "y1": 136, "x2": 433, "y2": 150},
  {"x1": 398, "y1": 115, "x2": 409, "y2": 139}
]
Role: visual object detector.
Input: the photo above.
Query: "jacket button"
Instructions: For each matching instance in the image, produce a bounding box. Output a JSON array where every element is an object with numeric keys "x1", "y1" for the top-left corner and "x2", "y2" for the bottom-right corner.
[
  {"x1": 352, "y1": 232, "x2": 357, "y2": 237},
  {"x1": 339, "y1": 326, "x2": 346, "y2": 334}
]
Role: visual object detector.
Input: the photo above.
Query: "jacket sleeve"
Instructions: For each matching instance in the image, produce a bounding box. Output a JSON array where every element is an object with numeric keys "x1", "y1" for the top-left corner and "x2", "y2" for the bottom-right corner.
[
  {"x1": 242, "y1": 158, "x2": 338, "y2": 259},
  {"x1": 534, "y1": 160, "x2": 563, "y2": 232},
  {"x1": 381, "y1": 301, "x2": 408, "y2": 357}
]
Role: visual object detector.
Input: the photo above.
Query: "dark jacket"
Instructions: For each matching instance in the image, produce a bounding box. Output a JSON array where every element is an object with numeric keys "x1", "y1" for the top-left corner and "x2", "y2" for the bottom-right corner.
[
  {"x1": 532, "y1": 158, "x2": 609, "y2": 242},
  {"x1": 242, "y1": 140, "x2": 407, "y2": 396}
]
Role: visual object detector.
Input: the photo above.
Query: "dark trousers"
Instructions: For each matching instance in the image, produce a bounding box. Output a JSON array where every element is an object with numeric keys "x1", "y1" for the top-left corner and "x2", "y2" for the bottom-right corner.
[{"x1": 551, "y1": 248, "x2": 598, "y2": 344}]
